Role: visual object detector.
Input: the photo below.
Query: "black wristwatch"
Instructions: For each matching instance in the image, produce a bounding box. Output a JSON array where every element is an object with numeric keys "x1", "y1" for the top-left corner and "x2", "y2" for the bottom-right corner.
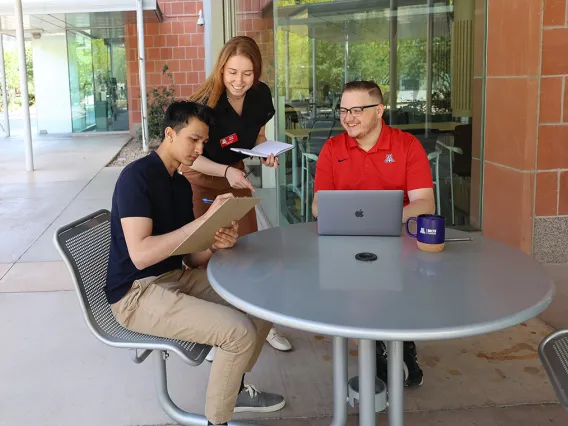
[{"x1": 209, "y1": 245, "x2": 217, "y2": 254}]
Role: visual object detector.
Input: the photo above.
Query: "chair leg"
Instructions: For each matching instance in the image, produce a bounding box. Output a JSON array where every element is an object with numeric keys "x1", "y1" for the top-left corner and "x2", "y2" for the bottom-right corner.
[
  {"x1": 435, "y1": 157, "x2": 441, "y2": 215},
  {"x1": 301, "y1": 154, "x2": 305, "y2": 219},
  {"x1": 307, "y1": 169, "x2": 313, "y2": 222},
  {"x1": 153, "y1": 350, "x2": 253, "y2": 426},
  {"x1": 449, "y1": 153, "x2": 455, "y2": 224},
  {"x1": 130, "y1": 348, "x2": 153, "y2": 364},
  {"x1": 306, "y1": 165, "x2": 311, "y2": 223}
]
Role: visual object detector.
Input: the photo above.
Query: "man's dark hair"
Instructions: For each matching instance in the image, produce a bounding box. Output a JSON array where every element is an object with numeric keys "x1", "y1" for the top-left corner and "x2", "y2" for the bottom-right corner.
[
  {"x1": 161, "y1": 101, "x2": 215, "y2": 140},
  {"x1": 342, "y1": 80, "x2": 384, "y2": 104}
]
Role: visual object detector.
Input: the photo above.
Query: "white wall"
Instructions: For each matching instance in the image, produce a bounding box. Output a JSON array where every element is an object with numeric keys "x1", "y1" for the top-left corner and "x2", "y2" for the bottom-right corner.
[{"x1": 31, "y1": 33, "x2": 72, "y2": 134}]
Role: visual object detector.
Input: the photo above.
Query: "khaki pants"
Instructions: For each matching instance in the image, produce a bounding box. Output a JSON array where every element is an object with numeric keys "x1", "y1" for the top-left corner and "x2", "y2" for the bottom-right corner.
[{"x1": 111, "y1": 267, "x2": 271, "y2": 424}]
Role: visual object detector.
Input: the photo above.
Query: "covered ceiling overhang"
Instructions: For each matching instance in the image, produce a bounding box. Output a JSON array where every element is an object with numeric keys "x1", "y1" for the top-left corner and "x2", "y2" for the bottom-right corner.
[
  {"x1": 0, "y1": 0, "x2": 161, "y2": 16},
  {"x1": 0, "y1": 0, "x2": 162, "y2": 36},
  {"x1": 275, "y1": 0, "x2": 453, "y2": 43}
]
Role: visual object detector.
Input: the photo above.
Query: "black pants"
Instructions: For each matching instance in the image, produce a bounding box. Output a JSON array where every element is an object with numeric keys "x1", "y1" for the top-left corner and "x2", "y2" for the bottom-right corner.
[{"x1": 377, "y1": 341, "x2": 417, "y2": 355}]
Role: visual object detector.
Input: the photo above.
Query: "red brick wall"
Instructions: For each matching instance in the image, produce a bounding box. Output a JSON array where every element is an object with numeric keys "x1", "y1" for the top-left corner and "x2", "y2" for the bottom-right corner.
[
  {"x1": 126, "y1": 0, "x2": 205, "y2": 134},
  {"x1": 479, "y1": 0, "x2": 568, "y2": 259},
  {"x1": 534, "y1": 0, "x2": 568, "y2": 217},
  {"x1": 126, "y1": 0, "x2": 275, "y2": 134},
  {"x1": 235, "y1": 0, "x2": 275, "y2": 91}
]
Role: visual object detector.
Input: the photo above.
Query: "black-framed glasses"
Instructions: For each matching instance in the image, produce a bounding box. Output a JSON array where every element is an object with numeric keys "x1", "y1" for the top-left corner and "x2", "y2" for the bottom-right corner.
[{"x1": 339, "y1": 104, "x2": 380, "y2": 117}]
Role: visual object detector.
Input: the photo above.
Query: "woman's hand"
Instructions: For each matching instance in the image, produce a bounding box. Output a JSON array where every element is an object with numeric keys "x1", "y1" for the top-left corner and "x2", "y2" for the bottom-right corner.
[
  {"x1": 225, "y1": 167, "x2": 255, "y2": 191},
  {"x1": 261, "y1": 153, "x2": 279, "y2": 169},
  {"x1": 212, "y1": 221, "x2": 239, "y2": 250}
]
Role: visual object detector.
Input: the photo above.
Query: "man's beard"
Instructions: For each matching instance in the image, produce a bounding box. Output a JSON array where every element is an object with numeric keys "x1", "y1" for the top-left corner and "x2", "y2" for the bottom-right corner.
[{"x1": 353, "y1": 115, "x2": 380, "y2": 140}]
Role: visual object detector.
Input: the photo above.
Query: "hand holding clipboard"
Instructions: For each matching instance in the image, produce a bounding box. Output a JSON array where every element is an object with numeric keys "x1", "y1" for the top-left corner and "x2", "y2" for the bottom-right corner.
[{"x1": 170, "y1": 194, "x2": 261, "y2": 256}]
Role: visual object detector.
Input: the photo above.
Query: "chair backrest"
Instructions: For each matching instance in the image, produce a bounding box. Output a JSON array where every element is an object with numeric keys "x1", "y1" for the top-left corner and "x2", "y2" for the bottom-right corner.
[
  {"x1": 54, "y1": 209, "x2": 211, "y2": 363},
  {"x1": 309, "y1": 119, "x2": 333, "y2": 148},
  {"x1": 54, "y1": 209, "x2": 154, "y2": 346},
  {"x1": 54, "y1": 210, "x2": 118, "y2": 342},
  {"x1": 54, "y1": 209, "x2": 150, "y2": 350},
  {"x1": 452, "y1": 124, "x2": 472, "y2": 177},
  {"x1": 312, "y1": 119, "x2": 333, "y2": 130}
]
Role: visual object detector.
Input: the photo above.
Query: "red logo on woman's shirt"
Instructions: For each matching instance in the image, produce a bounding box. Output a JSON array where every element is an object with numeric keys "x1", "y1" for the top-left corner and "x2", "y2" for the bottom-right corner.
[{"x1": 220, "y1": 133, "x2": 239, "y2": 147}]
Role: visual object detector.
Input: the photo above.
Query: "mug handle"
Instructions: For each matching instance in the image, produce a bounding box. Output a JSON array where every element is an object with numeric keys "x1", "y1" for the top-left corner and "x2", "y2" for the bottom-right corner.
[{"x1": 405, "y1": 217, "x2": 418, "y2": 238}]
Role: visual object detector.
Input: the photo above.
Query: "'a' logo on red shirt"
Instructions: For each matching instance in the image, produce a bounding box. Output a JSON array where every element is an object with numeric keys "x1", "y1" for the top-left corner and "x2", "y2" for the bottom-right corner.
[{"x1": 220, "y1": 133, "x2": 239, "y2": 147}]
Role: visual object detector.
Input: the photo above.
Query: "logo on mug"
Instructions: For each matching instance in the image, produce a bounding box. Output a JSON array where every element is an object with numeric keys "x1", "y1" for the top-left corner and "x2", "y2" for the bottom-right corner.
[{"x1": 419, "y1": 227, "x2": 437, "y2": 236}]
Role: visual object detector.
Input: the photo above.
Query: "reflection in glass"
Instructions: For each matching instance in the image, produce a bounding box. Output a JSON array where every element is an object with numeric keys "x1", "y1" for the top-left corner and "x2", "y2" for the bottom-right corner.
[
  {"x1": 67, "y1": 28, "x2": 129, "y2": 132},
  {"x1": 68, "y1": 31, "x2": 95, "y2": 132},
  {"x1": 274, "y1": 0, "x2": 480, "y2": 230}
]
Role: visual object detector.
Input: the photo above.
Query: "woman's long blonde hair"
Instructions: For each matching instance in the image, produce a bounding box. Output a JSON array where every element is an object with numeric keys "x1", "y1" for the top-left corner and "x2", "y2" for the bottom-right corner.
[{"x1": 190, "y1": 36, "x2": 263, "y2": 108}]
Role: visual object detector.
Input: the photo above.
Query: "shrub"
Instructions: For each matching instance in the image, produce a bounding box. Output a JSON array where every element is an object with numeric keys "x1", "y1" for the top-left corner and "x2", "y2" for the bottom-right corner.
[{"x1": 139, "y1": 64, "x2": 176, "y2": 143}]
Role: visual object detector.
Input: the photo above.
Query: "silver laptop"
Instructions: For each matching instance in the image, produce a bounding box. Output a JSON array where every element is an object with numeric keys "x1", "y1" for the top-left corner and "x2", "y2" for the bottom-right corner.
[{"x1": 316, "y1": 190, "x2": 404, "y2": 236}]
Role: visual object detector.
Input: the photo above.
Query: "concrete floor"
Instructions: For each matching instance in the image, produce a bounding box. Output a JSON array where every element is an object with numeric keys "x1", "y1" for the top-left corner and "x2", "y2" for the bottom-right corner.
[
  {"x1": 262, "y1": 403, "x2": 567, "y2": 426},
  {"x1": 0, "y1": 134, "x2": 567, "y2": 426},
  {"x1": 538, "y1": 264, "x2": 568, "y2": 330}
]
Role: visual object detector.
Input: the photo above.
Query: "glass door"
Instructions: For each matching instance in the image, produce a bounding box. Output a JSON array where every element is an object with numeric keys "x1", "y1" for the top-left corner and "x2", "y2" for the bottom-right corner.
[
  {"x1": 92, "y1": 38, "x2": 110, "y2": 131},
  {"x1": 108, "y1": 36, "x2": 129, "y2": 131},
  {"x1": 68, "y1": 31, "x2": 95, "y2": 132},
  {"x1": 67, "y1": 28, "x2": 129, "y2": 132}
]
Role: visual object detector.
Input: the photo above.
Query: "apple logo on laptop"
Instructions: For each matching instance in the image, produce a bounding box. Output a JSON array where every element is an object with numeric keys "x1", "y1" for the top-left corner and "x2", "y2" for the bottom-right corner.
[{"x1": 355, "y1": 209, "x2": 364, "y2": 218}]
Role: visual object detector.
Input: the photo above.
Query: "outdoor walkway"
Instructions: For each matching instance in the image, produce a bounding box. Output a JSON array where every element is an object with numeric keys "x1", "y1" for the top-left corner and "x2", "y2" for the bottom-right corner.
[{"x1": 0, "y1": 134, "x2": 566, "y2": 426}]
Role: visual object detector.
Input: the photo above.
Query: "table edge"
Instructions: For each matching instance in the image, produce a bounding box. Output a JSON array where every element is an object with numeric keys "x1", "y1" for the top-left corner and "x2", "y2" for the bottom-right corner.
[{"x1": 207, "y1": 268, "x2": 555, "y2": 341}]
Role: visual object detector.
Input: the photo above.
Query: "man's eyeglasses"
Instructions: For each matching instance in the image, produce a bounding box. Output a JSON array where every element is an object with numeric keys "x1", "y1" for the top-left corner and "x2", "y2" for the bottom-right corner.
[{"x1": 339, "y1": 104, "x2": 380, "y2": 117}]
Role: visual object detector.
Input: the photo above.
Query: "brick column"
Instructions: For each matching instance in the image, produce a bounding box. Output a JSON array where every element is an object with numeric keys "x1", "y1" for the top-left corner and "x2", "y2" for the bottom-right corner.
[
  {"x1": 126, "y1": 0, "x2": 205, "y2": 135},
  {"x1": 480, "y1": 0, "x2": 568, "y2": 262},
  {"x1": 533, "y1": 0, "x2": 568, "y2": 262},
  {"x1": 235, "y1": 0, "x2": 275, "y2": 90}
]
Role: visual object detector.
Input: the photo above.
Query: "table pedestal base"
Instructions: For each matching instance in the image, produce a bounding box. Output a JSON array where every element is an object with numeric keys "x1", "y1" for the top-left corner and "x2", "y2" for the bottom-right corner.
[
  {"x1": 387, "y1": 341, "x2": 404, "y2": 426},
  {"x1": 331, "y1": 337, "x2": 348, "y2": 426},
  {"x1": 331, "y1": 339, "x2": 405, "y2": 426},
  {"x1": 358, "y1": 340, "x2": 377, "y2": 426}
]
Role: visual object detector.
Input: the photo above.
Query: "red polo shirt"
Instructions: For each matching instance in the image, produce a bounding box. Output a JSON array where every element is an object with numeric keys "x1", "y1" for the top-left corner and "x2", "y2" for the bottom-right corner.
[{"x1": 313, "y1": 122, "x2": 433, "y2": 206}]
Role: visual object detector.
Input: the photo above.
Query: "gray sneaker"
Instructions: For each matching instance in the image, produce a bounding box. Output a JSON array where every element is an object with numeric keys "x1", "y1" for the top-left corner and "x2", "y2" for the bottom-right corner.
[{"x1": 233, "y1": 384, "x2": 286, "y2": 413}]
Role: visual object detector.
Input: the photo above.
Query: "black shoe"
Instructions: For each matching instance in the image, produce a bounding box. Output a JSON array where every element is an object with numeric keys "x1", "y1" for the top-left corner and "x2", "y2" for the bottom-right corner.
[
  {"x1": 375, "y1": 341, "x2": 389, "y2": 385},
  {"x1": 403, "y1": 341, "x2": 424, "y2": 387},
  {"x1": 375, "y1": 341, "x2": 424, "y2": 387}
]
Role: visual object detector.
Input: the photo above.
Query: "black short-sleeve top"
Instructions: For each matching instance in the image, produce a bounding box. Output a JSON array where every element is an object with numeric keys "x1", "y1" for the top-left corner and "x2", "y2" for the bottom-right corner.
[
  {"x1": 105, "y1": 152, "x2": 194, "y2": 304},
  {"x1": 203, "y1": 81, "x2": 275, "y2": 166}
]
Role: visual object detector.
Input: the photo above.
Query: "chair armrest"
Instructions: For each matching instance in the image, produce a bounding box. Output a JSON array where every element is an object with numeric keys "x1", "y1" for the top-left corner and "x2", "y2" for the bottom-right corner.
[
  {"x1": 436, "y1": 140, "x2": 464, "y2": 155},
  {"x1": 130, "y1": 348, "x2": 153, "y2": 364}
]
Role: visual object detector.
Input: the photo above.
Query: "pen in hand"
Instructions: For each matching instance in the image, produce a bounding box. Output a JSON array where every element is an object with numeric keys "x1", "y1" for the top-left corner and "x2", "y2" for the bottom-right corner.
[{"x1": 203, "y1": 170, "x2": 253, "y2": 204}]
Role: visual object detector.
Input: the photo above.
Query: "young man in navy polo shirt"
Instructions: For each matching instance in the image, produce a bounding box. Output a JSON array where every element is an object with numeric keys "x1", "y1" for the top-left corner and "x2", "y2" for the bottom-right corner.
[
  {"x1": 105, "y1": 101, "x2": 285, "y2": 425},
  {"x1": 313, "y1": 81, "x2": 436, "y2": 387}
]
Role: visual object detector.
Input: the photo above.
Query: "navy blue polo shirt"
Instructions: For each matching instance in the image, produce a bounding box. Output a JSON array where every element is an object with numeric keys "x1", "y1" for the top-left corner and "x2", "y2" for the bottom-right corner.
[{"x1": 105, "y1": 151, "x2": 195, "y2": 304}]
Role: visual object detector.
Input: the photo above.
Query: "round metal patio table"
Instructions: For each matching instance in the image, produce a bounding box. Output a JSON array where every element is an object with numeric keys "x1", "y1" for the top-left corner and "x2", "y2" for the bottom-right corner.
[{"x1": 207, "y1": 223, "x2": 554, "y2": 426}]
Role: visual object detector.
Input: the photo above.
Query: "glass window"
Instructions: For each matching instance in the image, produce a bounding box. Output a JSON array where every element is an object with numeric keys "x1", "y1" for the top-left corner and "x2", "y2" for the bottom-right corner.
[
  {"x1": 233, "y1": 0, "x2": 278, "y2": 225},
  {"x1": 67, "y1": 31, "x2": 95, "y2": 132},
  {"x1": 67, "y1": 27, "x2": 129, "y2": 132},
  {"x1": 274, "y1": 0, "x2": 484, "y2": 230}
]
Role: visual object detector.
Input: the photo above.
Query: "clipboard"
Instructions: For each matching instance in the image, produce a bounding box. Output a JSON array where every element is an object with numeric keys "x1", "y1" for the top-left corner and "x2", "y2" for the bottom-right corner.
[{"x1": 169, "y1": 197, "x2": 261, "y2": 256}]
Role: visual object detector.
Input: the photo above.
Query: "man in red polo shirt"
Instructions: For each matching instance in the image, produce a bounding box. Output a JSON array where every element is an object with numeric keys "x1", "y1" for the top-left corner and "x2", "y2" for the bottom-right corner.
[{"x1": 312, "y1": 80, "x2": 435, "y2": 387}]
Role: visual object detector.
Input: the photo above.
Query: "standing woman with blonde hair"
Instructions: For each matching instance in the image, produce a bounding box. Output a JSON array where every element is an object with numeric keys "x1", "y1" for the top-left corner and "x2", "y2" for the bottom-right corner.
[
  {"x1": 180, "y1": 36, "x2": 293, "y2": 353},
  {"x1": 181, "y1": 36, "x2": 277, "y2": 235}
]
